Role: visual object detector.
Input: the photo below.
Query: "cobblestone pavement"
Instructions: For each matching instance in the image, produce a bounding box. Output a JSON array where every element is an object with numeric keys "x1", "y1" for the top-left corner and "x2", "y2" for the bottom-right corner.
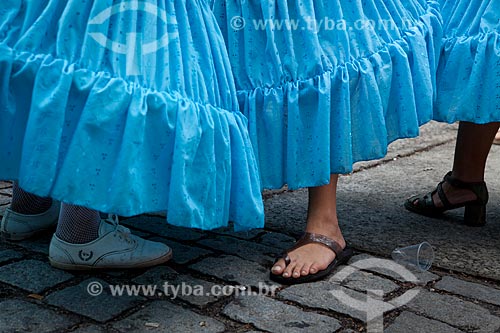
[{"x1": 0, "y1": 123, "x2": 499, "y2": 333}]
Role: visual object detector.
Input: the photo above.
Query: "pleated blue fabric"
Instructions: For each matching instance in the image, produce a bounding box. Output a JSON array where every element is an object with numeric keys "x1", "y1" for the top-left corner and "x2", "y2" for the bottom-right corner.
[
  {"x1": 434, "y1": 0, "x2": 500, "y2": 124},
  {"x1": 0, "y1": 0, "x2": 264, "y2": 231},
  {"x1": 213, "y1": 0, "x2": 443, "y2": 190}
]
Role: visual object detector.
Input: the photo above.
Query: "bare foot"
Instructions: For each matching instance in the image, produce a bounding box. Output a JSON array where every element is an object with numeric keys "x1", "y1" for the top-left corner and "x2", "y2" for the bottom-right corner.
[{"x1": 271, "y1": 215, "x2": 346, "y2": 279}]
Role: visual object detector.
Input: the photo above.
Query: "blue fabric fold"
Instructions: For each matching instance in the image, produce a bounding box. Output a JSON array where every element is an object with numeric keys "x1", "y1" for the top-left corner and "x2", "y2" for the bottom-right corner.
[
  {"x1": 433, "y1": 0, "x2": 500, "y2": 124},
  {"x1": 0, "y1": 0, "x2": 264, "y2": 231},
  {"x1": 214, "y1": 0, "x2": 443, "y2": 189}
]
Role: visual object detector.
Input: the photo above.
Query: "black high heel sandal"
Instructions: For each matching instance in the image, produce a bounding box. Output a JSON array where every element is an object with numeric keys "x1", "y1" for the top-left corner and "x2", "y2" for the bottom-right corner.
[{"x1": 404, "y1": 171, "x2": 488, "y2": 226}]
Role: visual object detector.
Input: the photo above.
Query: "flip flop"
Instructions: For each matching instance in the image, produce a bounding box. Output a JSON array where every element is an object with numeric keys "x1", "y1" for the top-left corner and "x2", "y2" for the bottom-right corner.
[{"x1": 270, "y1": 232, "x2": 354, "y2": 285}]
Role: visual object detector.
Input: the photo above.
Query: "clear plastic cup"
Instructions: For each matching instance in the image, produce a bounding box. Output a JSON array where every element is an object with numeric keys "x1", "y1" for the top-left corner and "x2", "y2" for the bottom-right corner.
[{"x1": 391, "y1": 242, "x2": 434, "y2": 271}]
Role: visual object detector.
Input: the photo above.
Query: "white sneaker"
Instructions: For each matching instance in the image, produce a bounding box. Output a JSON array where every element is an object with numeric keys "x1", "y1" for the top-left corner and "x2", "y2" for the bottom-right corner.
[
  {"x1": 49, "y1": 215, "x2": 172, "y2": 270},
  {"x1": 1, "y1": 201, "x2": 60, "y2": 241}
]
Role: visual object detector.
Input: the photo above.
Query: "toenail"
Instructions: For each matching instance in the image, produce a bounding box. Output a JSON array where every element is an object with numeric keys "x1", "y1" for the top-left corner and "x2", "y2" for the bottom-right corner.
[
  {"x1": 301, "y1": 270, "x2": 307, "y2": 275},
  {"x1": 283, "y1": 272, "x2": 290, "y2": 278},
  {"x1": 272, "y1": 266, "x2": 281, "y2": 272}
]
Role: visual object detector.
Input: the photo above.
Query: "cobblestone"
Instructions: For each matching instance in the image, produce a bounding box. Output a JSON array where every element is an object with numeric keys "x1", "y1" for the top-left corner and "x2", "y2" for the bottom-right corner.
[
  {"x1": 385, "y1": 311, "x2": 463, "y2": 333},
  {"x1": 15, "y1": 235, "x2": 52, "y2": 255},
  {"x1": 434, "y1": 276, "x2": 500, "y2": 307},
  {"x1": 0, "y1": 259, "x2": 73, "y2": 293},
  {"x1": 258, "y1": 231, "x2": 296, "y2": 250},
  {"x1": 132, "y1": 266, "x2": 221, "y2": 307},
  {"x1": 132, "y1": 266, "x2": 178, "y2": 285},
  {"x1": 190, "y1": 255, "x2": 279, "y2": 288},
  {"x1": 348, "y1": 254, "x2": 440, "y2": 285},
  {"x1": 197, "y1": 236, "x2": 280, "y2": 265},
  {"x1": 280, "y1": 281, "x2": 390, "y2": 321},
  {"x1": 0, "y1": 249, "x2": 23, "y2": 264},
  {"x1": 210, "y1": 226, "x2": 264, "y2": 240},
  {"x1": 330, "y1": 269, "x2": 400, "y2": 295},
  {"x1": 0, "y1": 299, "x2": 79, "y2": 332},
  {"x1": 149, "y1": 237, "x2": 212, "y2": 265},
  {"x1": 45, "y1": 278, "x2": 146, "y2": 322},
  {"x1": 0, "y1": 235, "x2": 498, "y2": 332},
  {"x1": 121, "y1": 216, "x2": 204, "y2": 241},
  {"x1": 401, "y1": 289, "x2": 500, "y2": 333},
  {"x1": 113, "y1": 301, "x2": 225, "y2": 332},
  {"x1": 223, "y1": 295, "x2": 341, "y2": 333},
  {"x1": 0, "y1": 241, "x2": 11, "y2": 251},
  {"x1": 70, "y1": 324, "x2": 110, "y2": 333}
]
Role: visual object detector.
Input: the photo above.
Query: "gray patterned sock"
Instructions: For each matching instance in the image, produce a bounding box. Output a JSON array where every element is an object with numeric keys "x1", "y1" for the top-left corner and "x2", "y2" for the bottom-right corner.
[
  {"x1": 11, "y1": 182, "x2": 53, "y2": 215},
  {"x1": 55, "y1": 203, "x2": 101, "y2": 244}
]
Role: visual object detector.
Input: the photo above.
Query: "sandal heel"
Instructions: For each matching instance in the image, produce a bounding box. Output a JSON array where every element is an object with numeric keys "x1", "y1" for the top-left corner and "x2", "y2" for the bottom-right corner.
[
  {"x1": 406, "y1": 171, "x2": 489, "y2": 226},
  {"x1": 464, "y1": 204, "x2": 486, "y2": 227}
]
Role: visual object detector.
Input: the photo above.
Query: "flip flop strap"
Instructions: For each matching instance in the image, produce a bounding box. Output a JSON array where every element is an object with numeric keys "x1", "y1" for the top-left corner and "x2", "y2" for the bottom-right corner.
[{"x1": 281, "y1": 232, "x2": 343, "y2": 265}]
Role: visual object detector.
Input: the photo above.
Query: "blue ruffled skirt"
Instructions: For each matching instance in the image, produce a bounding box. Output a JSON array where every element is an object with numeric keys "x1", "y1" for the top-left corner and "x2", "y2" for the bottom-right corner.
[
  {"x1": 434, "y1": 0, "x2": 500, "y2": 124},
  {"x1": 0, "y1": 0, "x2": 264, "y2": 231},
  {"x1": 213, "y1": 0, "x2": 443, "y2": 189}
]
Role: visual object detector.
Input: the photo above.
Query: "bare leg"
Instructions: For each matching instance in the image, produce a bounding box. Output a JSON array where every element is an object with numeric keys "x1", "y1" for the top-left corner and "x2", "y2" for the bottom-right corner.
[
  {"x1": 432, "y1": 121, "x2": 500, "y2": 206},
  {"x1": 271, "y1": 174, "x2": 346, "y2": 278}
]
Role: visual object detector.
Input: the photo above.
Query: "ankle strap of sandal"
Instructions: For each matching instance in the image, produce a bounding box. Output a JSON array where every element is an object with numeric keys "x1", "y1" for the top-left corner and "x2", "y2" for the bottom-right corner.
[
  {"x1": 444, "y1": 172, "x2": 485, "y2": 188},
  {"x1": 443, "y1": 171, "x2": 489, "y2": 203}
]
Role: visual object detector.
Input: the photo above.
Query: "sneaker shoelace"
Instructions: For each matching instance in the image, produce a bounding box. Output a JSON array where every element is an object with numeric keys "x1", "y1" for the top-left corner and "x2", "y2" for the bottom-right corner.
[{"x1": 105, "y1": 214, "x2": 136, "y2": 245}]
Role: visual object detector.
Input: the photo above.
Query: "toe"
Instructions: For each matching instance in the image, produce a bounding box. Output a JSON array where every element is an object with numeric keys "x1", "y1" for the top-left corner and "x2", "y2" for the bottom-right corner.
[
  {"x1": 283, "y1": 261, "x2": 297, "y2": 279},
  {"x1": 301, "y1": 262, "x2": 313, "y2": 276},
  {"x1": 310, "y1": 262, "x2": 321, "y2": 274},
  {"x1": 292, "y1": 263, "x2": 304, "y2": 278},
  {"x1": 271, "y1": 259, "x2": 286, "y2": 275}
]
